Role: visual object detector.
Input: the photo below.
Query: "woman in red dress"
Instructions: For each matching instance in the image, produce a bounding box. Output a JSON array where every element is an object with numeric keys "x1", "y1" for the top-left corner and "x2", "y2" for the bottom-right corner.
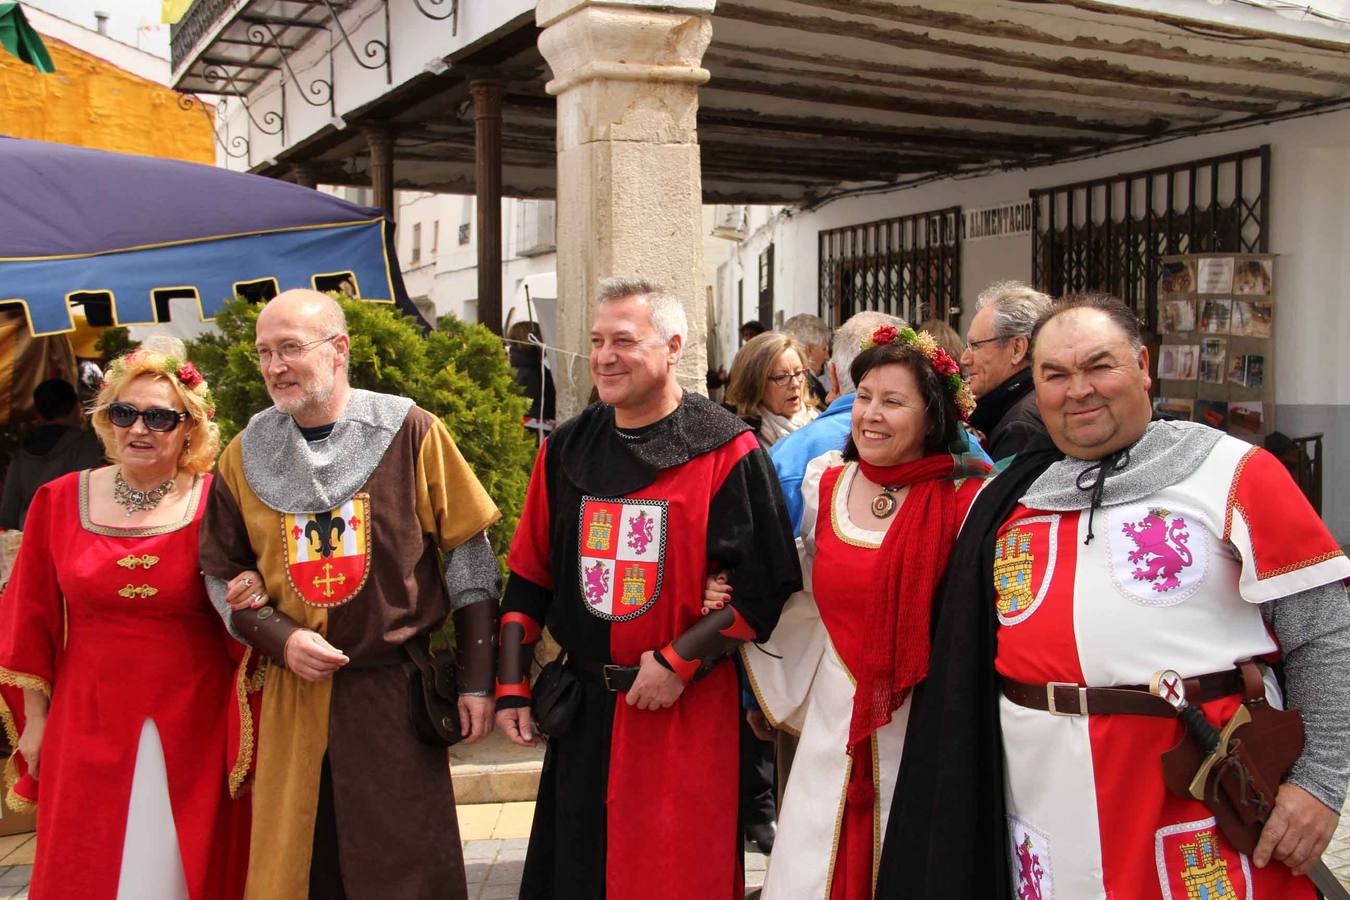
[
  {"x1": 0, "y1": 338, "x2": 248, "y2": 900},
  {"x1": 727, "y1": 325, "x2": 990, "y2": 900}
]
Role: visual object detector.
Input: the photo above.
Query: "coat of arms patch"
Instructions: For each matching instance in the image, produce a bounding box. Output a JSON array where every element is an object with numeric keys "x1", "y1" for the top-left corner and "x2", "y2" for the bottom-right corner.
[
  {"x1": 282, "y1": 493, "x2": 372, "y2": 607},
  {"x1": 577, "y1": 496, "x2": 667, "y2": 621}
]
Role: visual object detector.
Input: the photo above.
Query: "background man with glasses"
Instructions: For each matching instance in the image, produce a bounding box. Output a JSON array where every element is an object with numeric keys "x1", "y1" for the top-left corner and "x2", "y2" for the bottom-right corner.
[
  {"x1": 961, "y1": 281, "x2": 1055, "y2": 465},
  {"x1": 198, "y1": 288, "x2": 502, "y2": 900}
]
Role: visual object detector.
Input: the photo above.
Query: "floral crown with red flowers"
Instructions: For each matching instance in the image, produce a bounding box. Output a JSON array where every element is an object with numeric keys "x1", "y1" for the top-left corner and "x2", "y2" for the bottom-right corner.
[
  {"x1": 103, "y1": 349, "x2": 216, "y2": 419},
  {"x1": 860, "y1": 324, "x2": 976, "y2": 421}
]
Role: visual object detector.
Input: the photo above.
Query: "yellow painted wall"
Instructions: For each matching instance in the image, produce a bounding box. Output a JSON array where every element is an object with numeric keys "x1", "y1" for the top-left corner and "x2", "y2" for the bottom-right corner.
[{"x1": 0, "y1": 34, "x2": 213, "y2": 163}]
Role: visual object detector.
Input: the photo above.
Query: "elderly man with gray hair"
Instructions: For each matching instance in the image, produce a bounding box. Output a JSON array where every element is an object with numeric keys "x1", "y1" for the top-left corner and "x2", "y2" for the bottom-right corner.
[
  {"x1": 780, "y1": 313, "x2": 831, "y2": 406},
  {"x1": 961, "y1": 280, "x2": 1054, "y2": 464},
  {"x1": 495, "y1": 277, "x2": 801, "y2": 898},
  {"x1": 769, "y1": 310, "x2": 903, "y2": 536}
]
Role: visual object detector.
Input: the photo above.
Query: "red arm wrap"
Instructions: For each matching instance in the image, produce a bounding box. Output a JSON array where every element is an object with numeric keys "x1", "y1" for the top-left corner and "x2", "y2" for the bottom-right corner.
[
  {"x1": 717, "y1": 607, "x2": 756, "y2": 642},
  {"x1": 495, "y1": 681, "x2": 532, "y2": 700},
  {"x1": 500, "y1": 611, "x2": 541, "y2": 645},
  {"x1": 658, "y1": 643, "x2": 701, "y2": 684}
]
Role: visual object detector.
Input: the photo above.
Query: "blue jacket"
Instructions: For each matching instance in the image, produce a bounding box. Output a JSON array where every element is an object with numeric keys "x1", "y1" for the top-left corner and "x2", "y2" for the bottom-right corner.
[{"x1": 769, "y1": 393, "x2": 855, "y2": 537}]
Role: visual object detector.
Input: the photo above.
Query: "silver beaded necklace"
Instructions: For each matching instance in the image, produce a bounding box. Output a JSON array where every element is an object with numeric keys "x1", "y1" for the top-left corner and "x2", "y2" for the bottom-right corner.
[{"x1": 113, "y1": 469, "x2": 177, "y2": 517}]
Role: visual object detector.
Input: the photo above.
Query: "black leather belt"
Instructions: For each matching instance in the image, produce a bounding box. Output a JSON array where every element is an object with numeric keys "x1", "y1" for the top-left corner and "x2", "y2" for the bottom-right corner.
[{"x1": 567, "y1": 657, "x2": 639, "y2": 692}]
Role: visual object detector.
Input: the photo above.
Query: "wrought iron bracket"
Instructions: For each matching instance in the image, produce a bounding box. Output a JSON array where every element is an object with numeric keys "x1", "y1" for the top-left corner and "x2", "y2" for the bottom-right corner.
[
  {"x1": 319, "y1": 0, "x2": 391, "y2": 84},
  {"x1": 413, "y1": 0, "x2": 458, "y2": 34},
  {"x1": 180, "y1": 94, "x2": 250, "y2": 160},
  {"x1": 203, "y1": 64, "x2": 283, "y2": 136},
  {"x1": 246, "y1": 22, "x2": 334, "y2": 114}
]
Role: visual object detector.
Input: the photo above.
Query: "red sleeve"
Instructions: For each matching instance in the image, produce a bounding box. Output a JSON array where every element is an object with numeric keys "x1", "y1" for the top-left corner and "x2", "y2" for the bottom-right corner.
[
  {"x1": 505, "y1": 441, "x2": 554, "y2": 589},
  {"x1": 1224, "y1": 446, "x2": 1350, "y2": 602},
  {"x1": 0, "y1": 477, "x2": 66, "y2": 693}
]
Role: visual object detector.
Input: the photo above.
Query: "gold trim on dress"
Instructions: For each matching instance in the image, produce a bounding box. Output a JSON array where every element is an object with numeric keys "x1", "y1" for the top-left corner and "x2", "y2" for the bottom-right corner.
[
  {"x1": 117, "y1": 584, "x2": 158, "y2": 599},
  {"x1": 116, "y1": 554, "x2": 160, "y2": 570},
  {"x1": 830, "y1": 464, "x2": 886, "y2": 550},
  {"x1": 228, "y1": 647, "x2": 268, "y2": 798},
  {"x1": 79, "y1": 469, "x2": 204, "y2": 537},
  {"x1": 0, "y1": 667, "x2": 49, "y2": 813}
]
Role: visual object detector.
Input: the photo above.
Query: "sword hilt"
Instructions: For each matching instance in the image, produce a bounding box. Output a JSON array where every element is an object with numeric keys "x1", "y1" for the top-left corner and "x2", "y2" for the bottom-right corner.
[{"x1": 1178, "y1": 704, "x2": 1222, "y2": 755}]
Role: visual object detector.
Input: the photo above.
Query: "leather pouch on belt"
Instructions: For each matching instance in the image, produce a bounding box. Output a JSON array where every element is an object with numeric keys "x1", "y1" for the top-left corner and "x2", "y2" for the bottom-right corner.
[{"x1": 404, "y1": 639, "x2": 464, "y2": 747}]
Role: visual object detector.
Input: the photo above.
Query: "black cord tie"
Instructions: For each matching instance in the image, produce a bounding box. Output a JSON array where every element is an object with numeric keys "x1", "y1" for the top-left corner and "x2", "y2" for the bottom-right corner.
[{"x1": 1075, "y1": 449, "x2": 1131, "y2": 545}]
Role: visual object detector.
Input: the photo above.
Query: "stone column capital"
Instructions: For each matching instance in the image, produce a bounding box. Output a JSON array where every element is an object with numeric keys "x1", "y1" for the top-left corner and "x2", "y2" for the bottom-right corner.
[
  {"x1": 536, "y1": 2, "x2": 712, "y2": 99},
  {"x1": 537, "y1": 0, "x2": 715, "y2": 30}
]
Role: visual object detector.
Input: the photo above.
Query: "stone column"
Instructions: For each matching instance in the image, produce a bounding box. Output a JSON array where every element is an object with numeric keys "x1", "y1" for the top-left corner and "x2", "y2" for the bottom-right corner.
[
  {"x1": 536, "y1": 0, "x2": 714, "y2": 417},
  {"x1": 363, "y1": 124, "x2": 395, "y2": 218},
  {"x1": 471, "y1": 78, "x2": 504, "y2": 335}
]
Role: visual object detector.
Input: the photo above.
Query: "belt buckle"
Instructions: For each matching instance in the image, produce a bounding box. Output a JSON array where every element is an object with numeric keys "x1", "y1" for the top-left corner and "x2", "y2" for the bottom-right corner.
[
  {"x1": 602, "y1": 665, "x2": 621, "y2": 692},
  {"x1": 1047, "y1": 681, "x2": 1087, "y2": 716}
]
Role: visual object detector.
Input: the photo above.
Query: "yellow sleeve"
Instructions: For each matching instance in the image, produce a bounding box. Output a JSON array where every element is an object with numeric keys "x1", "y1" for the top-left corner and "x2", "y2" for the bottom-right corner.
[{"x1": 414, "y1": 414, "x2": 501, "y2": 551}]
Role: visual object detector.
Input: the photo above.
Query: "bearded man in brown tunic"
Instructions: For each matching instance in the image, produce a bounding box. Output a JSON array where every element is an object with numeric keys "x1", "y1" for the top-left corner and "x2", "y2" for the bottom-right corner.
[{"x1": 199, "y1": 289, "x2": 501, "y2": 900}]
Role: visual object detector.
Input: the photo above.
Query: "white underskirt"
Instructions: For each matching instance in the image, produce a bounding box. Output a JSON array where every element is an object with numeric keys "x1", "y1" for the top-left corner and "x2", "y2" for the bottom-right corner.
[{"x1": 117, "y1": 718, "x2": 190, "y2": 900}]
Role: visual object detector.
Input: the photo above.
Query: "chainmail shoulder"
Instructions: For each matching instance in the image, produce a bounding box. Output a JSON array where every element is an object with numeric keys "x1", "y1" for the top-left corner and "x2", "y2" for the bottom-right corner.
[
  {"x1": 444, "y1": 530, "x2": 501, "y2": 610},
  {"x1": 239, "y1": 389, "x2": 415, "y2": 513},
  {"x1": 1019, "y1": 420, "x2": 1226, "y2": 511}
]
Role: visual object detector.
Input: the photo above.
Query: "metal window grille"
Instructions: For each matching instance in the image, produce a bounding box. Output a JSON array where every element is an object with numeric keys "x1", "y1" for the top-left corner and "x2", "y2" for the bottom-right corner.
[
  {"x1": 1030, "y1": 146, "x2": 1269, "y2": 330},
  {"x1": 818, "y1": 207, "x2": 961, "y2": 328}
]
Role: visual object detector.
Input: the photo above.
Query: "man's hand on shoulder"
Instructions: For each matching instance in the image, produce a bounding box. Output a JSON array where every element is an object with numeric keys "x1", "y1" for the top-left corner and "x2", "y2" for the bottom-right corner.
[
  {"x1": 626, "y1": 650, "x2": 685, "y2": 711},
  {"x1": 1253, "y1": 782, "x2": 1339, "y2": 876},
  {"x1": 459, "y1": 695, "x2": 494, "y2": 744},
  {"x1": 283, "y1": 629, "x2": 349, "y2": 681}
]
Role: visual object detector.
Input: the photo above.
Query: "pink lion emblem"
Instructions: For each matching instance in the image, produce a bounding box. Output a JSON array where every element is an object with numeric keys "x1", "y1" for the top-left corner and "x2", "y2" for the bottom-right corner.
[
  {"x1": 627, "y1": 510, "x2": 655, "y2": 554},
  {"x1": 1121, "y1": 507, "x2": 1193, "y2": 592},
  {"x1": 1015, "y1": 834, "x2": 1045, "y2": 900},
  {"x1": 583, "y1": 560, "x2": 610, "y2": 606}
]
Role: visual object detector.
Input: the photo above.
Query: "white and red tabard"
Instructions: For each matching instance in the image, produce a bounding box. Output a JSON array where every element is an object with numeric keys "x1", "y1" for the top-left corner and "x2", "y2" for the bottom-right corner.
[{"x1": 994, "y1": 436, "x2": 1350, "y2": 900}]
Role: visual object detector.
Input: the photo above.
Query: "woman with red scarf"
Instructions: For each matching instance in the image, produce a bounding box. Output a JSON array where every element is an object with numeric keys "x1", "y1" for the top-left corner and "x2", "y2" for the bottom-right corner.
[{"x1": 734, "y1": 325, "x2": 989, "y2": 900}]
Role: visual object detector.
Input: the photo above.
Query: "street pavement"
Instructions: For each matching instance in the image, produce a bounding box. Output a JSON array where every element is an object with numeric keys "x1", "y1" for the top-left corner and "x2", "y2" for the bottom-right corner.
[{"x1": 4, "y1": 794, "x2": 1350, "y2": 898}]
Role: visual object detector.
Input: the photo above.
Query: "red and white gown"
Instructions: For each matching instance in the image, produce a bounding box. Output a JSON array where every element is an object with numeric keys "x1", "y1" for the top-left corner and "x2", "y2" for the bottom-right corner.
[
  {"x1": 744, "y1": 452, "x2": 982, "y2": 900},
  {"x1": 995, "y1": 435, "x2": 1350, "y2": 900},
  {"x1": 0, "y1": 471, "x2": 249, "y2": 900}
]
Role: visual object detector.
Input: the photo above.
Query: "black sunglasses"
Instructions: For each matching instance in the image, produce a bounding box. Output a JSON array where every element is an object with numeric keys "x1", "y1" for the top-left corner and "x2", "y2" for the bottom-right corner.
[{"x1": 108, "y1": 402, "x2": 190, "y2": 433}]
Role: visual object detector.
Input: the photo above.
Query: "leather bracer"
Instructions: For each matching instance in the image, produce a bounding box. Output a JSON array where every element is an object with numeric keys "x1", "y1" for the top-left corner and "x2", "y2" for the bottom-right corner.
[
  {"x1": 453, "y1": 598, "x2": 499, "y2": 696},
  {"x1": 655, "y1": 605, "x2": 757, "y2": 684},
  {"x1": 495, "y1": 611, "x2": 541, "y2": 705},
  {"x1": 231, "y1": 605, "x2": 303, "y2": 664}
]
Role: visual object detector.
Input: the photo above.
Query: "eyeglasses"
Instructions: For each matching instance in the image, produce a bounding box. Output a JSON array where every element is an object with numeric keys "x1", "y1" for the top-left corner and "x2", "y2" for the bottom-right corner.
[
  {"x1": 108, "y1": 402, "x2": 190, "y2": 432},
  {"x1": 966, "y1": 336, "x2": 1006, "y2": 351},
  {"x1": 766, "y1": 369, "x2": 808, "y2": 385},
  {"x1": 255, "y1": 334, "x2": 338, "y2": 366}
]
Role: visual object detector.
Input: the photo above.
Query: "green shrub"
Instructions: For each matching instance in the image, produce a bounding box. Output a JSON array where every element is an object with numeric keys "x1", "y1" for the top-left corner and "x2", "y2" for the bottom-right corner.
[{"x1": 186, "y1": 296, "x2": 534, "y2": 588}]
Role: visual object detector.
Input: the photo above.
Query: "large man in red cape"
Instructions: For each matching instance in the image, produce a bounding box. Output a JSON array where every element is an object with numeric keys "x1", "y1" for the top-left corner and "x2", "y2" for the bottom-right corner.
[{"x1": 495, "y1": 278, "x2": 801, "y2": 899}]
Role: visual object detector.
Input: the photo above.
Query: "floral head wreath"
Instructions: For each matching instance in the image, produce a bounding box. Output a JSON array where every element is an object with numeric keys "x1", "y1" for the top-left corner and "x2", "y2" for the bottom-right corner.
[
  {"x1": 860, "y1": 325, "x2": 976, "y2": 422},
  {"x1": 103, "y1": 349, "x2": 216, "y2": 419}
]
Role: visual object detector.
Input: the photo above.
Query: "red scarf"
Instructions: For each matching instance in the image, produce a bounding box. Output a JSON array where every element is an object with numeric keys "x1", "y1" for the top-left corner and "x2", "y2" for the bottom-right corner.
[{"x1": 847, "y1": 454, "x2": 963, "y2": 761}]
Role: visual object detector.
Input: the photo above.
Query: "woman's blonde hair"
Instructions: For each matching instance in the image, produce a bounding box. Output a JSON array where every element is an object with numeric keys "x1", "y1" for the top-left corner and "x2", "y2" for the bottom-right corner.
[
  {"x1": 725, "y1": 332, "x2": 815, "y2": 418},
  {"x1": 90, "y1": 336, "x2": 221, "y2": 475}
]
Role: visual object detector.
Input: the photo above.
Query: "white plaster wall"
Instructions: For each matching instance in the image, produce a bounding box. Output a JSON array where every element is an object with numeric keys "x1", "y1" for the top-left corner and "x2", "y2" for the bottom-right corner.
[{"x1": 721, "y1": 107, "x2": 1350, "y2": 409}]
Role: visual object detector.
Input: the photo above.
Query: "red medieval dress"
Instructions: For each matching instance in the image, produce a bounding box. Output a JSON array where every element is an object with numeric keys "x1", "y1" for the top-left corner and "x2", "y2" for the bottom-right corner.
[
  {"x1": 744, "y1": 451, "x2": 985, "y2": 900},
  {"x1": 0, "y1": 470, "x2": 248, "y2": 900}
]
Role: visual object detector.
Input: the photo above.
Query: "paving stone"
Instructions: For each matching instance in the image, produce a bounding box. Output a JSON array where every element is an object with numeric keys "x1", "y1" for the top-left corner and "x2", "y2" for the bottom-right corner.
[{"x1": 0, "y1": 869, "x2": 28, "y2": 889}]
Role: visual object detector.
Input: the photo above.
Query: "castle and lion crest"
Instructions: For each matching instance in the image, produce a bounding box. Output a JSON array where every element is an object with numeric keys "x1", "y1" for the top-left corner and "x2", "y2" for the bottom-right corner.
[{"x1": 577, "y1": 497, "x2": 667, "y2": 622}]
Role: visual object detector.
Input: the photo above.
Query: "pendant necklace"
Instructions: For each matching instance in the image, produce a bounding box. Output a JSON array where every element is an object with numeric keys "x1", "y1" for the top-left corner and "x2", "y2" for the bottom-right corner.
[
  {"x1": 871, "y1": 485, "x2": 902, "y2": 519},
  {"x1": 113, "y1": 470, "x2": 176, "y2": 517}
]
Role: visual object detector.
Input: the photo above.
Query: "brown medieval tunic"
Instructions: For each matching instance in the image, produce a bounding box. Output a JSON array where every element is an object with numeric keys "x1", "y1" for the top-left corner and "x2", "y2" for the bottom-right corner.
[{"x1": 200, "y1": 401, "x2": 499, "y2": 900}]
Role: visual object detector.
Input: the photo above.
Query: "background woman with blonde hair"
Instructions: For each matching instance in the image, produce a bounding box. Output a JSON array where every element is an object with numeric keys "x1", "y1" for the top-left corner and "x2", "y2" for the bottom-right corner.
[
  {"x1": 725, "y1": 332, "x2": 819, "y2": 448},
  {"x1": 0, "y1": 336, "x2": 248, "y2": 900}
]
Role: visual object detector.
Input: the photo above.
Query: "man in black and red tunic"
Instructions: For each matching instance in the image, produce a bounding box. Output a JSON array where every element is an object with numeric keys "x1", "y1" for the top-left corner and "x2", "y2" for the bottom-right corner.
[{"x1": 496, "y1": 277, "x2": 801, "y2": 899}]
